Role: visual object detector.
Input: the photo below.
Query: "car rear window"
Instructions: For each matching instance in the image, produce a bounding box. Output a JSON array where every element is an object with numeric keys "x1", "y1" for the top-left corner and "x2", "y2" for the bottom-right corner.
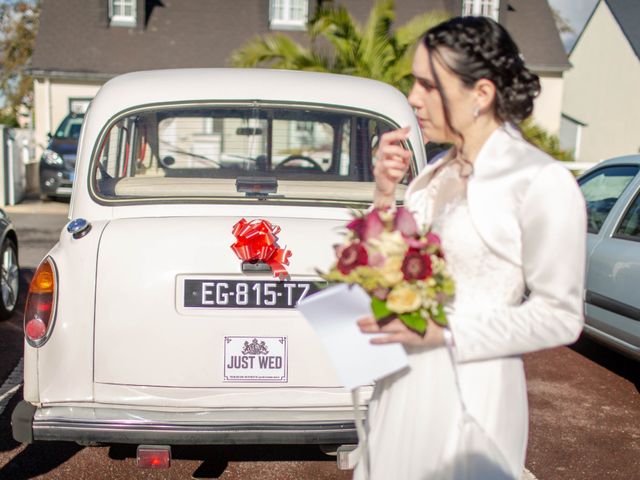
[
  {"x1": 91, "y1": 103, "x2": 415, "y2": 206},
  {"x1": 54, "y1": 114, "x2": 84, "y2": 139}
]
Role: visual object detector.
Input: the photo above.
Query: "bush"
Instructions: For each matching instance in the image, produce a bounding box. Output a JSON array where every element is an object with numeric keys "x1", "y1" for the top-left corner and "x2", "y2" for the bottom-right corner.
[
  {"x1": 0, "y1": 111, "x2": 19, "y2": 127},
  {"x1": 520, "y1": 119, "x2": 574, "y2": 161}
]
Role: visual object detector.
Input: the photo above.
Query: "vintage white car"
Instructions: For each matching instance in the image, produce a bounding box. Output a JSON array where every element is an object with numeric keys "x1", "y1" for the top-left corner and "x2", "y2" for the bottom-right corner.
[{"x1": 12, "y1": 68, "x2": 424, "y2": 468}]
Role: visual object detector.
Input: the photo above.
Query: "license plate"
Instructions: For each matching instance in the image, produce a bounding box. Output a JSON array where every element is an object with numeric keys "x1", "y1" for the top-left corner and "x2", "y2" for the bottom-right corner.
[
  {"x1": 224, "y1": 336, "x2": 288, "y2": 382},
  {"x1": 183, "y1": 279, "x2": 321, "y2": 308}
]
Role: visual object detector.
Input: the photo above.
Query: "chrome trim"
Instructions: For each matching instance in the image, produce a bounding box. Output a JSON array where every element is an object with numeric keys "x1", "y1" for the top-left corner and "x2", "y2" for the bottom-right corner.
[
  {"x1": 32, "y1": 416, "x2": 357, "y2": 445},
  {"x1": 66, "y1": 218, "x2": 92, "y2": 239},
  {"x1": 585, "y1": 290, "x2": 640, "y2": 322},
  {"x1": 582, "y1": 324, "x2": 640, "y2": 361},
  {"x1": 26, "y1": 405, "x2": 360, "y2": 445}
]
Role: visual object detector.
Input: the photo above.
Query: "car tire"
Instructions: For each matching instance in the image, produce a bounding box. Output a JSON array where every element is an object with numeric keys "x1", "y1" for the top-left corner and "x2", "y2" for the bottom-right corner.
[{"x1": 0, "y1": 238, "x2": 19, "y2": 320}]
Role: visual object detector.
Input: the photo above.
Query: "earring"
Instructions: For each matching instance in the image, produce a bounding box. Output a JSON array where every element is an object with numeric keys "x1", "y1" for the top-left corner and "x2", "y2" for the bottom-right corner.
[{"x1": 473, "y1": 106, "x2": 480, "y2": 118}]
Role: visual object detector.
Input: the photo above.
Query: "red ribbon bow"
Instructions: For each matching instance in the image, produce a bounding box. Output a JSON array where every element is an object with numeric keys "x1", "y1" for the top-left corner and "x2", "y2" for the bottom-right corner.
[{"x1": 231, "y1": 219, "x2": 292, "y2": 279}]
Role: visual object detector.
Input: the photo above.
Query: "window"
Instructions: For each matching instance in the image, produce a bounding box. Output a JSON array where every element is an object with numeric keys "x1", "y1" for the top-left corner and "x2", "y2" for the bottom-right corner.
[
  {"x1": 462, "y1": 0, "x2": 500, "y2": 21},
  {"x1": 269, "y1": 0, "x2": 308, "y2": 30},
  {"x1": 109, "y1": 0, "x2": 136, "y2": 27},
  {"x1": 614, "y1": 192, "x2": 640, "y2": 241},
  {"x1": 92, "y1": 103, "x2": 410, "y2": 206},
  {"x1": 201, "y1": 118, "x2": 224, "y2": 135},
  {"x1": 68, "y1": 98, "x2": 92, "y2": 115},
  {"x1": 54, "y1": 113, "x2": 85, "y2": 139},
  {"x1": 578, "y1": 165, "x2": 639, "y2": 234}
]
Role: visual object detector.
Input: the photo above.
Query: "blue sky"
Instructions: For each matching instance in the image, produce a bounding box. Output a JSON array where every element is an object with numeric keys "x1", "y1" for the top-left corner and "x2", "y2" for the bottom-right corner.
[{"x1": 547, "y1": 0, "x2": 599, "y2": 51}]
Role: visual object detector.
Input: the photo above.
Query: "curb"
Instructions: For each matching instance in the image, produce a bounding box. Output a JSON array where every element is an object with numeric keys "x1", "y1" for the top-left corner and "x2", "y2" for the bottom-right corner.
[{"x1": 4, "y1": 199, "x2": 70, "y2": 215}]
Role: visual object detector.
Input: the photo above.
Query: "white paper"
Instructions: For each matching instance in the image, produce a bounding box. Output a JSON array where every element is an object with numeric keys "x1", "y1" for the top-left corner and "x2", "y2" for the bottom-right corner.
[{"x1": 297, "y1": 284, "x2": 409, "y2": 390}]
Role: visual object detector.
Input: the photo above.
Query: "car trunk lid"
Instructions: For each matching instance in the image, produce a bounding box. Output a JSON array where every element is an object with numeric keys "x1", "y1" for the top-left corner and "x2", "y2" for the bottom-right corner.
[{"x1": 93, "y1": 215, "x2": 344, "y2": 389}]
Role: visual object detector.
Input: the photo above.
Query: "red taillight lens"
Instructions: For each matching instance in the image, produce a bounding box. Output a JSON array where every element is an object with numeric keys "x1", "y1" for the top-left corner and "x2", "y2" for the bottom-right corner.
[
  {"x1": 25, "y1": 318, "x2": 47, "y2": 339},
  {"x1": 136, "y1": 445, "x2": 171, "y2": 469},
  {"x1": 24, "y1": 258, "x2": 57, "y2": 347}
]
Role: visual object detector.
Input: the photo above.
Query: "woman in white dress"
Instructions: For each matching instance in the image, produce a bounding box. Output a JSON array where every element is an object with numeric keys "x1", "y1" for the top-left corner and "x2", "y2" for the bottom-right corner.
[{"x1": 354, "y1": 17, "x2": 587, "y2": 480}]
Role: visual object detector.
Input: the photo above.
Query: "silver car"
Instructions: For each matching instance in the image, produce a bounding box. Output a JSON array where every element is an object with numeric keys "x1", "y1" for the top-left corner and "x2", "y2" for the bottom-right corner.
[{"x1": 578, "y1": 155, "x2": 640, "y2": 360}]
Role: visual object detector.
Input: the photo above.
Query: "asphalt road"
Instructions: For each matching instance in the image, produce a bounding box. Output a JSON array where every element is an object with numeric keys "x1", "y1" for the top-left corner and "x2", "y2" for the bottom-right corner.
[{"x1": 0, "y1": 199, "x2": 637, "y2": 479}]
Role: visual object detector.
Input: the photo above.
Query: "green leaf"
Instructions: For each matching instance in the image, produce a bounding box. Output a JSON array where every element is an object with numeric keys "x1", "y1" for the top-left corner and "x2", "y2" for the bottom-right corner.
[
  {"x1": 431, "y1": 304, "x2": 448, "y2": 327},
  {"x1": 371, "y1": 296, "x2": 392, "y2": 321},
  {"x1": 399, "y1": 311, "x2": 427, "y2": 336}
]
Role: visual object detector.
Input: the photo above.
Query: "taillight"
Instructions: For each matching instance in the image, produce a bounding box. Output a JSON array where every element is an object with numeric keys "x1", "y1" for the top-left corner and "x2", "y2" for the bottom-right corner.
[{"x1": 24, "y1": 258, "x2": 58, "y2": 347}]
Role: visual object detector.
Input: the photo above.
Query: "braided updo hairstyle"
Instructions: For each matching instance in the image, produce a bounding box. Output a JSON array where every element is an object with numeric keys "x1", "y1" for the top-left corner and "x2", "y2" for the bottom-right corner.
[{"x1": 423, "y1": 16, "x2": 540, "y2": 126}]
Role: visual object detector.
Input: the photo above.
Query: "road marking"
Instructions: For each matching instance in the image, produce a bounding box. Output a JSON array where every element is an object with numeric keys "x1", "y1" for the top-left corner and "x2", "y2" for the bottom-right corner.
[
  {"x1": 0, "y1": 357, "x2": 24, "y2": 415},
  {"x1": 522, "y1": 468, "x2": 538, "y2": 480}
]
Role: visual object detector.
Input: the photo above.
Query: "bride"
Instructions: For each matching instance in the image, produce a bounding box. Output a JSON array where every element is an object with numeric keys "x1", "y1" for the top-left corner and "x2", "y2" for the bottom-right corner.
[{"x1": 354, "y1": 16, "x2": 586, "y2": 480}]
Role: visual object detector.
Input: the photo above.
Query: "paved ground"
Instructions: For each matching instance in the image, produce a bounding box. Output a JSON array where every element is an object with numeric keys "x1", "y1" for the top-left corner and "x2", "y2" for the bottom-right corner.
[
  {"x1": 4, "y1": 198, "x2": 70, "y2": 216},
  {"x1": 4, "y1": 197, "x2": 69, "y2": 268}
]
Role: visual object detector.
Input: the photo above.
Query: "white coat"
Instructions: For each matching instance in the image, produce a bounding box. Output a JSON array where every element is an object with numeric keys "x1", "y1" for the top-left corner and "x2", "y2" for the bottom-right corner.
[
  {"x1": 405, "y1": 123, "x2": 587, "y2": 363},
  {"x1": 355, "y1": 124, "x2": 588, "y2": 480}
]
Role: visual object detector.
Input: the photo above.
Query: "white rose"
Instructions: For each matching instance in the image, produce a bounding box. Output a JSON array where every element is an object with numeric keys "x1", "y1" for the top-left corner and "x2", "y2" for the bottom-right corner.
[{"x1": 386, "y1": 284, "x2": 422, "y2": 313}]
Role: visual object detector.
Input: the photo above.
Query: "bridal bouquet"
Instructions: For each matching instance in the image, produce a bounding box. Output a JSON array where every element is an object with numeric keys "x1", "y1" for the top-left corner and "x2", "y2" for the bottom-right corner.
[{"x1": 321, "y1": 207, "x2": 454, "y2": 335}]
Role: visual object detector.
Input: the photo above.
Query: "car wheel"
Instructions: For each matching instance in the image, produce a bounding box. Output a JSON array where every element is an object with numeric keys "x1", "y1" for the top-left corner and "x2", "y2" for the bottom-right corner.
[{"x1": 0, "y1": 238, "x2": 19, "y2": 320}]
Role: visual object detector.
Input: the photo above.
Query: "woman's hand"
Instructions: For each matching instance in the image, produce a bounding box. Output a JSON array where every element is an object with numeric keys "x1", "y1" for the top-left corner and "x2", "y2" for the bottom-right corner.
[
  {"x1": 357, "y1": 315, "x2": 445, "y2": 348},
  {"x1": 373, "y1": 126, "x2": 412, "y2": 208}
]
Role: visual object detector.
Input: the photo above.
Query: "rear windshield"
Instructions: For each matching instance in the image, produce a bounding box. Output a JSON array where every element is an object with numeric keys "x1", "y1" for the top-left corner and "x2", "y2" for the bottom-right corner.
[
  {"x1": 54, "y1": 113, "x2": 84, "y2": 139},
  {"x1": 91, "y1": 103, "x2": 414, "y2": 206}
]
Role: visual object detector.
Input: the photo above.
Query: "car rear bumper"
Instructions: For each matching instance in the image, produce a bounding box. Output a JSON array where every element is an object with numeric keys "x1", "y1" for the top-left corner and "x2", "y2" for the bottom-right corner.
[{"x1": 12, "y1": 401, "x2": 359, "y2": 445}]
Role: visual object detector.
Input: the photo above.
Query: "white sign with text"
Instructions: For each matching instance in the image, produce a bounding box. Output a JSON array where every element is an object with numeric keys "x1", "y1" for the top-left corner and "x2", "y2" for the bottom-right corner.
[{"x1": 223, "y1": 336, "x2": 288, "y2": 383}]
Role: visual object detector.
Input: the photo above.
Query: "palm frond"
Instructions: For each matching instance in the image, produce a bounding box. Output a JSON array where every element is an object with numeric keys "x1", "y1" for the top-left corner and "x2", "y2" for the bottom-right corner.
[
  {"x1": 229, "y1": 34, "x2": 325, "y2": 70},
  {"x1": 395, "y1": 11, "x2": 450, "y2": 50},
  {"x1": 359, "y1": 0, "x2": 396, "y2": 79},
  {"x1": 309, "y1": 3, "x2": 361, "y2": 71}
]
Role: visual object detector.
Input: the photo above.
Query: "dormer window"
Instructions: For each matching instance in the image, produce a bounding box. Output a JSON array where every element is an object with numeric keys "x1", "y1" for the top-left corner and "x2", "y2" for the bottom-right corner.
[
  {"x1": 109, "y1": 0, "x2": 137, "y2": 27},
  {"x1": 269, "y1": 0, "x2": 308, "y2": 31},
  {"x1": 462, "y1": 0, "x2": 500, "y2": 22}
]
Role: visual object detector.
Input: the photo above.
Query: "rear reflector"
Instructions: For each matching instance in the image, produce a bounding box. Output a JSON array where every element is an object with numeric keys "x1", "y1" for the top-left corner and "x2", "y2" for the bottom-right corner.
[
  {"x1": 136, "y1": 445, "x2": 171, "y2": 469},
  {"x1": 25, "y1": 318, "x2": 47, "y2": 340}
]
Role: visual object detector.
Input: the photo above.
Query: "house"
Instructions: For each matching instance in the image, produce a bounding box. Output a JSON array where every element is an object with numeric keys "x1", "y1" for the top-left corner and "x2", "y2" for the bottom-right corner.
[
  {"x1": 30, "y1": 0, "x2": 568, "y2": 157},
  {"x1": 560, "y1": 0, "x2": 640, "y2": 163}
]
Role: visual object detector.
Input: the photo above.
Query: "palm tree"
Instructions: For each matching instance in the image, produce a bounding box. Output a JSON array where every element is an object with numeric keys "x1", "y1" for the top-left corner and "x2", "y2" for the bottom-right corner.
[
  {"x1": 231, "y1": 2, "x2": 570, "y2": 161},
  {"x1": 229, "y1": 0, "x2": 449, "y2": 94}
]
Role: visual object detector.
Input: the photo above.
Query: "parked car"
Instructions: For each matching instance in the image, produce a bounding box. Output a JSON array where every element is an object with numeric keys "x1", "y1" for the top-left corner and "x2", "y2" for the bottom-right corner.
[
  {"x1": 0, "y1": 209, "x2": 19, "y2": 320},
  {"x1": 39, "y1": 112, "x2": 84, "y2": 199},
  {"x1": 578, "y1": 155, "x2": 640, "y2": 361},
  {"x1": 12, "y1": 69, "x2": 424, "y2": 468}
]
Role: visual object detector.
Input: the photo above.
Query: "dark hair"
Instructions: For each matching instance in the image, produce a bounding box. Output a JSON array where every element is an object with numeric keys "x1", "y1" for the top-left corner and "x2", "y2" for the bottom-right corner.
[{"x1": 423, "y1": 16, "x2": 540, "y2": 125}]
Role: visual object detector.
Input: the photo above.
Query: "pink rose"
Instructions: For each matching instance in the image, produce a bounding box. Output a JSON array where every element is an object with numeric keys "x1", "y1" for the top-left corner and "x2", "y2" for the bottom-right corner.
[
  {"x1": 394, "y1": 207, "x2": 418, "y2": 237},
  {"x1": 337, "y1": 242, "x2": 369, "y2": 274},
  {"x1": 346, "y1": 209, "x2": 385, "y2": 241},
  {"x1": 401, "y1": 248, "x2": 432, "y2": 280}
]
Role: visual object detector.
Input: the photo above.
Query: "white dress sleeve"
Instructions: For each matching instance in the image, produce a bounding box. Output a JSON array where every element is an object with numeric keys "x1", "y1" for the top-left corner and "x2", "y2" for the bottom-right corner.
[{"x1": 449, "y1": 163, "x2": 587, "y2": 363}]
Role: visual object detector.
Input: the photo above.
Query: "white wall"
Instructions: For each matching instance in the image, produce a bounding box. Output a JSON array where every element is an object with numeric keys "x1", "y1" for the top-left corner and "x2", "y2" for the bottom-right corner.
[
  {"x1": 562, "y1": 1, "x2": 640, "y2": 162},
  {"x1": 532, "y1": 73, "x2": 564, "y2": 134},
  {"x1": 33, "y1": 78, "x2": 103, "y2": 158}
]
